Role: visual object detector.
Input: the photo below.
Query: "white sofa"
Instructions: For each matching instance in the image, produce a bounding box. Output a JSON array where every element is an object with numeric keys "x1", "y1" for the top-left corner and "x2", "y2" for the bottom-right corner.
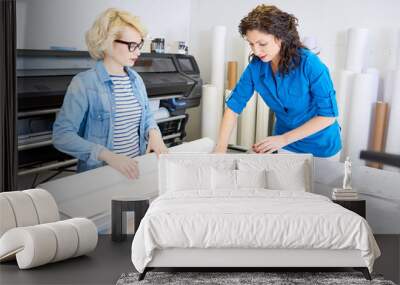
[
  {"x1": 38, "y1": 138, "x2": 216, "y2": 233},
  {"x1": 0, "y1": 189, "x2": 98, "y2": 269}
]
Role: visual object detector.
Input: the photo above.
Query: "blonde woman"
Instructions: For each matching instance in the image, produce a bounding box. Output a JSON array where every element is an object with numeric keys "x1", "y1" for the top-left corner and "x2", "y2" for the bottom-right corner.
[{"x1": 53, "y1": 8, "x2": 168, "y2": 179}]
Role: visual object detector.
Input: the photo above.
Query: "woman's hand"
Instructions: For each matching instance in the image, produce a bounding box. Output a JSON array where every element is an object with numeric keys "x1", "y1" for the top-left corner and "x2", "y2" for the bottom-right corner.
[
  {"x1": 252, "y1": 135, "x2": 288, "y2": 153},
  {"x1": 146, "y1": 129, "x2": 169, "y2": 156},
  {"x1": 252, "y1": 116, "x2": 335, "y2": 154},
  {"x1": 99, "y1": 149, "x2": 139, "y2": 179}
]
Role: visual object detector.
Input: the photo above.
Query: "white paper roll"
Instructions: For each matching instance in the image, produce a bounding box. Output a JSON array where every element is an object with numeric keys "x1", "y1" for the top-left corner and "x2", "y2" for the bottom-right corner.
[
  {"x1": 210, "y1": 25, "x2": 226, "y2": 138},
  {"x1": 224, "y1": 89, "x2": 237, "y2": 145},
  {"x1": 148, "y1": 100, "x2": 160, "y2": 113},
  {"x1": 390, "y1": 28, "x2": 400, "y2": 68},
  {"x1": 345, "y1": 72, "x2": 379, "y2": 166},
  {"x1": 64, "y1": 218, "x2": 98, "y2": 257},
  {"x1": 153, "y1": 107, "x2": 170, "y2": 121},
  {"x1": 345, "y1": 28, "x2": 369, "y2": 73},
  {"x1": 43, "y1": 221, "x2": 79, "y2": 262},
  {"x1": 383, "y1": 70, "x2": 396, "y2": 103},
  {"x1": 23, "y1": 189, "x2": 59, "y2": 224},
  {"x1": 385, "y1": 28, "x2": 400, "y2": 70},
  {"x1": 397, "y1": 29, "x2": 400, "y2": 68},
  {"x1": 1, "y1": 192, "x2": 39, "y2": 227},
  {"x1": 337, "y1": 70, "x2": 356, "y2": 161},
  {"x1": 384, "y1": 69, "x2": 400, "y2": 171},
  {"x1": 365, "y1": 68, "x2": 380, "y2": 76},
  {"x1": 238, "y1": 93, "x2": 257, "y2": 148},
  {"x1": 201, "y1": 84, "x2": 220, "y2": 141},
  {"x1": 255, "y1": 93, "x2": 270, "y2": 142},
  {"x1": 0, "y1": 196, "x2": 16, "y2": 237}
]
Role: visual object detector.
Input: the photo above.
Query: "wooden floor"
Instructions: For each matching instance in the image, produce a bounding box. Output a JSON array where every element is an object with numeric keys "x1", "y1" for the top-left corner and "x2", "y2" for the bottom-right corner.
[{"x1": 0, "y1": 235, "x2": 398, "y2": 285}]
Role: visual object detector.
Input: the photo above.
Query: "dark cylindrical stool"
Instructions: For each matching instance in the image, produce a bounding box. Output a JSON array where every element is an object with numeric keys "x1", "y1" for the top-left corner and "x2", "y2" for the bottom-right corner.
[{"x1": 111, "y1": 194, "x2": 156, "y2": 242}]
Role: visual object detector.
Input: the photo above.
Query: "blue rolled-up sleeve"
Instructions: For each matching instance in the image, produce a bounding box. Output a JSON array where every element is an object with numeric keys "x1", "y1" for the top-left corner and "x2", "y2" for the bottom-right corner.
[
  {"x1": 226, "y1": 63, "x2": 255, "y2": 114},
  {"x1": 305, "y1": 54, "x2": 338, "y2": 117}
]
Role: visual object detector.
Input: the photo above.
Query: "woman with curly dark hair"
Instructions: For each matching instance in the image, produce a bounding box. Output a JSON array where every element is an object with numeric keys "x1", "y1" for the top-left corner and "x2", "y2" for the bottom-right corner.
[{"x1": 214, "y1": 5, "x2": 341, "y2": 157}]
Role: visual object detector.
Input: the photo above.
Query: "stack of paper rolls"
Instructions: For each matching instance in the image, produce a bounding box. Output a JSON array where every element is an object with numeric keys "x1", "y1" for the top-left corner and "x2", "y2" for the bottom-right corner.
[
  {"x1": 383, "y1": 71, "x2": 395, "y2": 103},
  {"x1": 339, "y1": 28, "x2": 372, "y2": 163},
  {"x1": 345, "y1": 28, "x2": 369, "y2": 73},
  {"x1": 384, "y1": 69, "x2": 400, "y2": 172},
  {"x1": 335, "y1": 70, "x2": 356, "y2": 161},
  {"x1": 345, "y1": 71, "x2": 379, "y2": 166},
  {"x1": 201, "y1": 84, "x2": 219, "y2": 141},
  {"x1": 382, "y1": 29, "x2": 400, "y2": 171},
  {"x1": 201, "y1": 26, "x2": 226, "y2": 141}
]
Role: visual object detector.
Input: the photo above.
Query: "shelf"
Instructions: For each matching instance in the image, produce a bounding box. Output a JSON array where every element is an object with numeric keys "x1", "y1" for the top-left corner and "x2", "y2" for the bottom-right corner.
[
  {"x1": 156, "y1": 114, "x2": 186, "y2": 123},
  {"x1": 149, "y1": 94, "x2": 183, "y2": 101},
  {"x1": 162, "y1": 133, "x2": 181, "y2": 140},
  {"x1": 18, "y1": 159, "x2": 78, "y2": 176},
  {"x1": 18, "y1": 108, "x2": 60, "y2": 118},
  {"x1": 18, "y1": 140, "x2": 53, "y2": 151}
]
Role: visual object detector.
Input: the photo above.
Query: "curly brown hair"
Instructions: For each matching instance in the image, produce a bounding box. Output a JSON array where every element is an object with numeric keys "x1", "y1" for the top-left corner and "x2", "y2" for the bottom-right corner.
[{"x1": 239, "y1": 5, "x2": 306, "y2": 74}]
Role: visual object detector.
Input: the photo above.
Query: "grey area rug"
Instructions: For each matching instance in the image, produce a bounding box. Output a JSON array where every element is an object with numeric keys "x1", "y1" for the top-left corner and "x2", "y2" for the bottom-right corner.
[{"x1": 116, "y1": 271, "x2": 396, "y2": 285}]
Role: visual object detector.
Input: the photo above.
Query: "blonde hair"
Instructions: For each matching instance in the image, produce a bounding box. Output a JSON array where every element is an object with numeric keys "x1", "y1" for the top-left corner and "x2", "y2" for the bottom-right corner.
[{"x1": 85, "y1": 8, "x2": 147, "y2": 60}]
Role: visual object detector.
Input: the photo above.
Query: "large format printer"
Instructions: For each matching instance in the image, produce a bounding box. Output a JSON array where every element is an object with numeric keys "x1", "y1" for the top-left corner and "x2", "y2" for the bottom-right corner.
[{"x1": 16, "y1": 49, "x2": 202, "y2": 183}]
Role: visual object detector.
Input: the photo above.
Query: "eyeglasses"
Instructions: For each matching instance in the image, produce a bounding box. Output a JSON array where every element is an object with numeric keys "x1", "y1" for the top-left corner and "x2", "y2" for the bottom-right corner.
[{"x1": 114, "y1": 39, "x2": 144, "y2": 52}]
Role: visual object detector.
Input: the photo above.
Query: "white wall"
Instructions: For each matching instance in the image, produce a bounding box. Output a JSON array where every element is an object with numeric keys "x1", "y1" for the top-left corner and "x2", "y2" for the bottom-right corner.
[
  {"x1": 16, "y1": 0, "x2": 191, "y2": 51},
  {"x1": 189, "y1": 0, "x2": 400, "y2": 84},
  {"x1": 17, "y1": 0, "x2": 400, "y2": 140}
]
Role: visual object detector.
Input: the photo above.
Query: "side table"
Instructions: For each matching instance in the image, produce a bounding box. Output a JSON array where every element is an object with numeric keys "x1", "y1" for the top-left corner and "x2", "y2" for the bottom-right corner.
[
  {"x1": 332, "y1": 199, "x2": 366, "y2": 219},
  {"x1": 111, "y1": 193, "x2": 157, "y2": 242}
]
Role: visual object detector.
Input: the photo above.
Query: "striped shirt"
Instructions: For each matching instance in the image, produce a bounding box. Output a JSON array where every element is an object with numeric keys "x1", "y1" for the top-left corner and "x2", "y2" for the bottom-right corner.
[{"x1": 111, "y1": 75, "x2": 142, "y2": 158}]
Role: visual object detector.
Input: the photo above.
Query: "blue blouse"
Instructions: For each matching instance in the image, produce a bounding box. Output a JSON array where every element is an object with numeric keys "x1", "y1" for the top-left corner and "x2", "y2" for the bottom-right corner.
[{"x1": 226, "y1": 48, "x2": 341, "y2": 157}]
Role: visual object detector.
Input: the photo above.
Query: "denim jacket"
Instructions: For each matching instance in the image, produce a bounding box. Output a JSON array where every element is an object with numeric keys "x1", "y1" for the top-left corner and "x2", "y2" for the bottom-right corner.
[{"x1": 53, "y1": 61, "x2": 160, "y2": 172}]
